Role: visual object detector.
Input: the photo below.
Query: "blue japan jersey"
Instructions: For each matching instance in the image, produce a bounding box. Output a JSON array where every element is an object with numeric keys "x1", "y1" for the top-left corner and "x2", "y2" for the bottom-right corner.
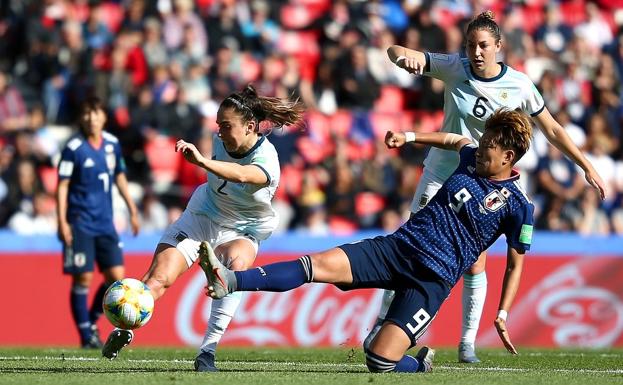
[
  {"x1": 58, "y1": 132, "x2": 126, "y2": 235},
  {"x1": 392, "y1": 145, "x2": 534, "y2": 285}
]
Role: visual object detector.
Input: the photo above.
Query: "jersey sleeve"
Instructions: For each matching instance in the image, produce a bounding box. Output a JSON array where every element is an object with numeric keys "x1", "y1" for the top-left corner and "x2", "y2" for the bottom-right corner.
[
  {"x1": 251, "y1": 147, "x2": 280, "y2": 187},
  {"x1": 113, "y1": 141, "x2": 127, "y2": 176},
  {"x1": 58, "y1": 145, "x2": 77, "y2": 180},
  {"x1": 424, "y1": 52, "x2": 465, "y2": 84},
  {"x1": 458, "y1": 144, "x2": 477, "y2": 167},
  {"x1": 522, "y1": 81, "x2": 545, "y2": 117},
  {"x1": 504, "y1": 203, "x2": 535, "y2": 252}
]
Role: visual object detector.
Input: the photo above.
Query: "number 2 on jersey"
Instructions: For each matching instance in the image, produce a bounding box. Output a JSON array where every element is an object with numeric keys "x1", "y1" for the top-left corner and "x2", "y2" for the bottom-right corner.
[
  {"x1": 450, "y1": 187, "x2": 472, "y2": 213},
  {"x1": 217, "y1": 180, "x2": 228, "y2": 195}
]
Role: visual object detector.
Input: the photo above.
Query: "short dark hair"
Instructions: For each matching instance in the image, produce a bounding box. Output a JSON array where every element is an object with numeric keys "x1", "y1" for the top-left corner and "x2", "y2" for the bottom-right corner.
[
  {"x1": 79, "y1": 96, "x2": 105, "y2": 115},
  {"x1": 484, "y1": 108, "x2": 532, "y2": 164}
]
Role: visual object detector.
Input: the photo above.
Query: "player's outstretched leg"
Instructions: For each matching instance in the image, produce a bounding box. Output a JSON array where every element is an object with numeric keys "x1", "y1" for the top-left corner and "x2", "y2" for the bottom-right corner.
[
  {"x1": 102, "y1": 329, "x2": 134, "y2": 359},
  {"x1": 198, "y1": 241, "x2": 235, "y2": 299}
]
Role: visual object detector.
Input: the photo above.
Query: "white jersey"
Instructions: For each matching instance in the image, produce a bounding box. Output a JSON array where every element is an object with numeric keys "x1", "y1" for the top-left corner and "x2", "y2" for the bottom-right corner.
[
  {"x1": 423, "y1": 52, "x2": 545, "y2": 180},
  {"x1": 186, "y1": 134, "x2": 280, "y2": 241}
]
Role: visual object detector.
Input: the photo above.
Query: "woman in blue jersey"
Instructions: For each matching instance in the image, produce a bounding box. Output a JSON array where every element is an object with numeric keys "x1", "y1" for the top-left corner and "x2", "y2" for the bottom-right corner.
[
  {"x1": 102, "y1": 85, "x2": 305, "y2": 371},
  {"x1": 368, "y1": 11, "x2": 606, "y2": 363},
  {"x1": 202, "y1": 108, "x2": 535, "y2": 373},
  {"x1": 57, "y1": 97, "x2": 140, "y2": 348}
]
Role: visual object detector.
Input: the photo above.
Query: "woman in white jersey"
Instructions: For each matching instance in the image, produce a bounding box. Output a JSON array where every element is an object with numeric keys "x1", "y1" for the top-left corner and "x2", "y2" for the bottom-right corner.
[
  {"x1": 366, "y1": 11, "x2": 606, "y2": 363},
  {"x1": 102, "y1": 85, "x2": 305, "y2": 371}
]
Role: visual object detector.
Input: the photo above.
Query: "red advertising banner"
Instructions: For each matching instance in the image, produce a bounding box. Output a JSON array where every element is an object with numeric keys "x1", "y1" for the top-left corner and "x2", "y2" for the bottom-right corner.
[{"x1": 1, "y1": 253, "x2": 622, "y2": 347}]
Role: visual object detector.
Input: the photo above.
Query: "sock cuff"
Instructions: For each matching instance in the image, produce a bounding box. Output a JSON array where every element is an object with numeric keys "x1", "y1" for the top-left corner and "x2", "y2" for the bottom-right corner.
[
  {"x1": 71, "y1": 284, "x2": 89, "y2": 295},
  {"x1": 299, "y1": 255, "x2": 314, "y2": 282},
  {"x1": 365, "y1": 350, "x2": 398, "y2": 373},
  {"x1": 463, "y1": 271, "x2": 487, "y2": 288}
]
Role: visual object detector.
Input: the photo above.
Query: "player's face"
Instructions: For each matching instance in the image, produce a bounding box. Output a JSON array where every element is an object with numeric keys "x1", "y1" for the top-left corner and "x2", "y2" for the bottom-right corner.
[
  {"x1": 80, "y1": 107, "x2": 107, "y2": 137},
  {"x1": 475, "y1": 131, "x2": 512, "y2": 178},
  {"x1": 216, "y1": 107, "x2": 254, "y2": 153},
  {"x1": 466, "y1": 29, "x2": 501, "y2": 75}
]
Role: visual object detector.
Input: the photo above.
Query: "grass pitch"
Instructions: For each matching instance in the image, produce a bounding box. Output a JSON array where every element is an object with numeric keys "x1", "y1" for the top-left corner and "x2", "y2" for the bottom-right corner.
[{"x1": 1, "y1": 347, "x2": 622, "y2": 385}]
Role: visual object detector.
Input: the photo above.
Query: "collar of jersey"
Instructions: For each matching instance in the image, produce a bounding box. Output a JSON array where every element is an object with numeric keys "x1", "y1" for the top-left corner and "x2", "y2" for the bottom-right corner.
[
  {"x1": 487, "y1": 168, "x2": 520, "y2": 183},
  {"x1": 224, "y1": 134, "x2": 265, "y2": 159},
  {"x1": 469, "y1": 62, "x2": 507, "y2": 82}
]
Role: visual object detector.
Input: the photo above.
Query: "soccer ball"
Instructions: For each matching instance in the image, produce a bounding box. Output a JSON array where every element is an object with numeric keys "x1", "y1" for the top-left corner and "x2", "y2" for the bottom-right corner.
[{"x1": 103, "y1": 278, "x2": 154, "y2": 330}]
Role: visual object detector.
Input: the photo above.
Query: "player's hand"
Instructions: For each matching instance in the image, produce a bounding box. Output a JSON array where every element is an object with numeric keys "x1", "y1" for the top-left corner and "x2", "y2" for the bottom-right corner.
[
  {"x1": 584, "y1": 168, "x2": 606, "y2": 200},
  {"x1": 129, "y1": 211, "x2": 140, "y2": 236},
  {"x1": 396, "y1": 56, "x2": 423, "y2": 75},
  {"x1": 385, "y1": 131, "x2": 407, "y2": 148},
  {"x1": 58, "y1": 222, "x2": 72, "y2": 246},
  {"x1": 494, "y1": 317, "x2": 518, "y2": 355},
  {"x1": 176, "y1": 139, "x2": 205, "y2": 166}
]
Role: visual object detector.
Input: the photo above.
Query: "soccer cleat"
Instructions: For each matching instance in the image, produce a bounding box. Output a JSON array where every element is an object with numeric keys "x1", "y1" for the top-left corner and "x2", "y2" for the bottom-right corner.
[
  {"x1": 102, "y1": 329, "x2": 134, "y2": 359},
  {"x1": 415, "y1": 346, "x2": 435, "y2": 372},
  {"x1": 458, "y1": 342, "x2": 481, "y2": 363},
  {"x1": 82, "y1": 325, "x2": 103, "y2": 349},
  {"x1": 194, "y1": 350, "x2": 218, "y2": 372},
  {"x1": 198, "y1": 241, "x2": 231, "y2": 299}
]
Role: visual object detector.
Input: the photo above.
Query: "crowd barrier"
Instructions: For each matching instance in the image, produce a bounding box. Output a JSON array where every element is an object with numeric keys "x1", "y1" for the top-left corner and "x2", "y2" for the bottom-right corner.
[{"x1": 1, "y1": 231, "x2": 622, "y2": 348}]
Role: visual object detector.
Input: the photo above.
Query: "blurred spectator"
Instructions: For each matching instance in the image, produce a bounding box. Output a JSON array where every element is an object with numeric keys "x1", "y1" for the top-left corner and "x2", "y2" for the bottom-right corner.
[
  {"x1": 162, "y1": 0, "x2": 208, "y2": 55},
  {"x1": 142, "y1": 17, "x2": 169, "y2": 69},
  {"x1": 0, "y1": 159, "x2": 43, "y2": 227},
  {"x1": 570, "y1": 187, "x2": 611, "y2": 235},
  {"x1": 534, "y1": 5, "x2": 573, "y2": 56},
  {"x1": 7, "y1": 191, "x2": 57, "y2": 235},
  {"x1": 240, "y1": 0, "x2": 279, "y2": 58},
  {"x1": 204, "y1": 2, "x2": 247, "y2": 56},
  {"x1": 576, "y1": 2, "x2": 614, "y2": 53},
  {"x1": 336, "y1": 45, "x2": 380, "y2": 109},
  {"x1": 0, "y1": 71, "x2": 29, "y2": 133},
  {"x1": 139, "y1": 190, "x2": 168, "y2": 233}
]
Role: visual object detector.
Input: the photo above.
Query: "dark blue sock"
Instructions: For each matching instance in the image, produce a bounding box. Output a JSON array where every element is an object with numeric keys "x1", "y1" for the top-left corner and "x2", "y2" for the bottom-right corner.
[
  {"x1": 235, "y1": 255, "x2": 313, "y2": 292},
  {"x1": 89, "y1": 282, "x2": 110, "y2": 324},
  {"x1": 394, "y1": 355, "x2": 420, "y2": 372},
  {"x1": 70, "y1": 284, "x2": 92, "y2": 343}
]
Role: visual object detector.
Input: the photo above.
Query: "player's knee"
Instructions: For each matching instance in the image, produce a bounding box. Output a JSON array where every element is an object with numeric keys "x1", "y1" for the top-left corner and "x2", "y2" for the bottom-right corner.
[
  {"x1": 228, "y1": 255, "x2": 254, "y2": 271},
  {"x1": 365, "y1": 350, "x2": 397, "y2": 373}
]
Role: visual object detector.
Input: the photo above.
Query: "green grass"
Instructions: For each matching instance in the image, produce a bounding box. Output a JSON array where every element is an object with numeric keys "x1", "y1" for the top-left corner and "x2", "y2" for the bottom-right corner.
[{"x1": 1, "y1": 347, "x2": 622, "y2": 385}]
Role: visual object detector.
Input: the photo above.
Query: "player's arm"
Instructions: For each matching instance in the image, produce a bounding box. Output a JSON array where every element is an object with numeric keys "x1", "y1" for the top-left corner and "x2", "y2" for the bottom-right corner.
[
  {"x1": 387, "y1": 45, "x2": 427, "y2": 75},
  {"x1": 385, "y1": 131, "x2": 471, "y2": 151},
  {"x1": 176, "y1": 139, "x2": 268, "y2": 185},
  {"x1": 115, "y1": 173, "x2": 140, "y2": 236},
  {"x1": 533, "y1": 108, "x2": 606, "y2": 199},
  {"x1": 495, "y1": 245, "x2": 525, "y2": 355},
  {"x1": 56, "y1": 178, "x2": 72, "y2": 245}
]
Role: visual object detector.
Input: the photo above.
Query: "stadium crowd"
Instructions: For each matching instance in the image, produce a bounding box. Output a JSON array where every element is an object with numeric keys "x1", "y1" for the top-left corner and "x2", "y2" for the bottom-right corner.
[{"x1": 0, "y1": 0, "x2": 622, "y2": 237}]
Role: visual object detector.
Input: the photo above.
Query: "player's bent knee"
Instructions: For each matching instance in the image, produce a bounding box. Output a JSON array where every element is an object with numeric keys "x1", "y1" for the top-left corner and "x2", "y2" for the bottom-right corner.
[{"x1": 365, "y1": 350, "x2": 397, "y2": 373}]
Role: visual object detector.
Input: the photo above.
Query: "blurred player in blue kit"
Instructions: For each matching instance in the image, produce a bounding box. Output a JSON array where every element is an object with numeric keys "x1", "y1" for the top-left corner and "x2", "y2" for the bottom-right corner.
[
  {"x1": 202, "y1": 108, "x2": 535, "y2": 373},
  {"x1": 57, "y1": 97, "x2": 140, "y2": 348}
]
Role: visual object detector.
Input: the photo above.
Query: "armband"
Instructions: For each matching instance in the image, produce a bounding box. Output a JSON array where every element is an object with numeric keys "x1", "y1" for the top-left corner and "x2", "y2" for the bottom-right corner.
[
  {"x1": 405, "y1": 132, "x2": 416, "y2": 142},
  {"x1": 497, "y1": 309, "x2": 508, "y2": 321}
]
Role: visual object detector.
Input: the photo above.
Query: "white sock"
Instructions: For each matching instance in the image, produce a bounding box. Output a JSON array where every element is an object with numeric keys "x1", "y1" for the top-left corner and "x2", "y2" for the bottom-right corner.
[
  {"x1": 461, "y1": 271, "x2": 487, "y2": 344},
  {"x1": 198, "y1": 291, "x2": 243, "y2": 354},
  {"x1": 378, "y1": 289, "x2": 395, "y2": 319}
]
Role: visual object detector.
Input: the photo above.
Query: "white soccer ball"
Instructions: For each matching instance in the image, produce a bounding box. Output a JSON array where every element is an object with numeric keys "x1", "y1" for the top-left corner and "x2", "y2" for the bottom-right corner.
[{"x1": 103, "y1": 278, "x2": 154, "y2": 330}]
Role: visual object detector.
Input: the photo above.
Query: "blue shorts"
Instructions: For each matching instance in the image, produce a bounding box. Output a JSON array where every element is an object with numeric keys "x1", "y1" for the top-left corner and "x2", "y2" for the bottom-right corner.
[
  {"x1": 338, "y1": 236, "x2": 451, "y2": 346},
  {"x1": 62, "y1": 227, "x2": 123, "y2": 274}
]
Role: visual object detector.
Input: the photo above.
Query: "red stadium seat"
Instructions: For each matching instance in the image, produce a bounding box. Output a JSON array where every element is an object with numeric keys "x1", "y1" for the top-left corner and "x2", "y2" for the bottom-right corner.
[
  {"x1": 355, "y1": 192, "x2": 385, "y2": 218},
  {"x1": 144, "y1": 135, "x2": 182, "y2": 190},
  {"x1": 369, "y1": 112, "x2": 401, "y2": 139},
  {"x1": 39, "y1": 166, "x2": 58, "y2": 194},
  {"x1": 328, "y1": 216, "x2": 358, "y2": 235},
  {"x1": 329, "y1": 109, "x2": 353, "y2": 138},
  {"x1": 374, "y1": 85, "x2": 405, "y2": 113}
]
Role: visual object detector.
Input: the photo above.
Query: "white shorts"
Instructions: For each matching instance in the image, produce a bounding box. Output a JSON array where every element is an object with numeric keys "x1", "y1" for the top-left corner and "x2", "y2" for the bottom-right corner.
[
  {"x1": 409, "y1": 169, "x2": 447, "y2": 213},
  {"x1": 159, "y1": 209, "x2": 259, "y2": 267}
]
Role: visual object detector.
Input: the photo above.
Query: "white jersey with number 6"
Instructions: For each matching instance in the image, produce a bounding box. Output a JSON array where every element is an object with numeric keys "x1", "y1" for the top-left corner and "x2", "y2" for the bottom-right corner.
[
  {"x1": 186, "y1": 134, "x2": 280, "y2": 241},
  {"x1": 422, "y1": 52, "x2": 545, "y2": 180}
]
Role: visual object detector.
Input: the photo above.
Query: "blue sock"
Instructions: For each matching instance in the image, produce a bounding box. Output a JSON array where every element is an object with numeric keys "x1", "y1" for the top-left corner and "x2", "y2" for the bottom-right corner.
[
  {"x1": 394, "y1": 355, "x2": 420, "y2": 372},
  {"x1": 70, "y1": 284, "x2": 92, "y2": 343},
  {"x1": 89, "y1": 282, "x2": 110, "y2": 324},
  {"x1": 235, "y1": 255, "x2": 313, "y2": 292}
]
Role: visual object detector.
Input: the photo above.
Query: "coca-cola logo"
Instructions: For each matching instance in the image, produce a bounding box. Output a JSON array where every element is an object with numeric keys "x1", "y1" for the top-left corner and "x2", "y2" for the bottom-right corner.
[
  {"x1": 480, "y1": 260, "x2": 623, "y2": 348},
  {"x1": 175, "y1": 270, "x2": 384, "y2": 347}
]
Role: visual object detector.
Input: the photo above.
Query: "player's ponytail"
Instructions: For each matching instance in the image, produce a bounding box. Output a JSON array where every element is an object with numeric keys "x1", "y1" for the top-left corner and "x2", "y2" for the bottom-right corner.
[
  {"x1": 221, "y1": 84, "x2": 305, "y2": 133},
  {"x1": 466, "y1": 11, "x2": 501, "y2": 43}
]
